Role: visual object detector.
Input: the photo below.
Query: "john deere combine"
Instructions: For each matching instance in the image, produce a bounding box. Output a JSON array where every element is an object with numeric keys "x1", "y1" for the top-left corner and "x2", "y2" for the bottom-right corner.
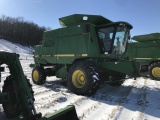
[
  {"x1": 0, "y1": 52, "x2": 78, "y2": 120},
  {"x1": 32, "y1": 14, "x2": 140, "y2": 96},
  {"x1": 125, "y1": 33, "x2": 160, "y2": 80}
]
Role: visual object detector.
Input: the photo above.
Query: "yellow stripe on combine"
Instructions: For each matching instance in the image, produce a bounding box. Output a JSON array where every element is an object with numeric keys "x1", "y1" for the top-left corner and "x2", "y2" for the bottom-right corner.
[
  {"x1": 34, "y1": 55, "x2": 39, "y2": 58},
  {"x1": 34, "y1": 54, "x2": 88, "y2": 57},
  {"x1": 82, "y1": 54, "x2": 88, "y2": 56},
  {"x1": 134, "y1": 58, "x2": 152, "y2": 60},
  {"x1": 134, "y1": 58, "x2": 160, "y2": 60},
  {"x1": 55, "y1": 54, "x2": 75, "y2": 57}
]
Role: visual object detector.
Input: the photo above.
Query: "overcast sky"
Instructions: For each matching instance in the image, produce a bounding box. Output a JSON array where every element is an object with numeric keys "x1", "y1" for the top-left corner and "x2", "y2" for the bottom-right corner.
[{"x1": 0, "y1": 0, "x2": 159, "y2": 36}]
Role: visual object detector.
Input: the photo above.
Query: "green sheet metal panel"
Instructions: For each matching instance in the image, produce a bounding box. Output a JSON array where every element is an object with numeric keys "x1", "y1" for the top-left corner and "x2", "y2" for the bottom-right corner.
[
  {"x1": 125, "y1": 40, "x2": 160, "y2": 60},
  {"x1": 57, "y1": 23, "x2": 83, "y2": 37},
  {"x1": 59, "y1": 14, "x2": 112, "y2": 27},
  {"x1": 100, "y1": 60, "x2": 140, "y2": 77},
  {"x1": 56, "y1": 34, "x2": 88, "y2": 64},
  {"x1": 125, "y1": 43, "x2": 136, "y2": 58},
  {"x1": 34, "y1": 30, "x2": 58, "y2": 64},
  {"x1": 134, "y1": 41, "x2": 160, "y2": 47},
  {"x1": 132, "y1": 33, "x2": 160, "y2": 42}
]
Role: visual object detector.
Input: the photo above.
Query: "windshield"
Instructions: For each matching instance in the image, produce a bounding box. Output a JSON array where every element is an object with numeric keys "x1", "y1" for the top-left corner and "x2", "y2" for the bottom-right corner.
[
  {"x1": 98, "y1": 27, "x2": 114, "y2": 53},
  {"x1": 113, "y1": 26, "x2": 130, "y2": 54},
  {"x1": 97, "y1": 25, "x2": 130, "y2": 54}
]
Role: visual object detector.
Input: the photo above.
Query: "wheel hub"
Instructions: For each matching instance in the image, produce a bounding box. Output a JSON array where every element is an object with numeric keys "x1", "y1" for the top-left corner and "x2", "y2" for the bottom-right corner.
[
  {"x1": 79, "y1": 75, "x2": 85, "y2": 82},
  {"x1": 72, "y1": 70, "x2": 86, "y2": 88},
  {"x1": 152, "y1": 67, "x2": 160, "y2": 78},
  {"x1": 33, "y1": 70, "x2": 39, "y2": 81}
]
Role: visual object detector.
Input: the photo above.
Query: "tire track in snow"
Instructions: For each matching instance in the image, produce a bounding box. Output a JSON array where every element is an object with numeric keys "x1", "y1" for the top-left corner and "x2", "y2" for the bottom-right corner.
[
  {"x1": 35, "y1": 92, "x2": 62, "y2": 110},
  {"x1": 105, "y1": 79, "x2": 136, "y2": 120},
  {"x1": 141, "y1": 79, "x2": 160, "y2": 120},
  {"x1": 136, "y1": 78, "x2": 147, "y2": 120},
  {"x1": 76, "y1": 99, "x2": 102, "y2": 120},
  {"x1": 114, "y1": 78, "x2": 147, "y2": 120},
  {"x1": 33, "y1": 79, "x2": 135, "y2": 120},
  {"x1": 31, "y1": 79, "x2": 66, "y2": 93},
  {"x1": 155, "y1": 80, "x2": 160, "y2": 92},
  {"x1": 31, "y1": 79, "x2": 87, "y2": 116},
  {"x1": 82, "y1": 79, "x2": 134, "y2": 120},
  {"x1": 130, "y1": 78, "x2": 160, "y2": 120},
  {"x1": 112, "y1": 77, "x2": 150, "y2": 120},
  {"x1": 34, "y1": 88, "x2": 56, "y2": 96},
  {"x1": 76, "y1": 79, "x2": 136, "y2": 120},
  {"x1": 36, "y1": 93, "x2": 86, "y2": 116}
]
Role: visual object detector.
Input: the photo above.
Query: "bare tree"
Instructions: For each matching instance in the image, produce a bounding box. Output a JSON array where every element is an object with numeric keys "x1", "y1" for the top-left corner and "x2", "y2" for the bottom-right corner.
[{"x1": 0, "y1": 15, "x2": 47, "y2": 46}]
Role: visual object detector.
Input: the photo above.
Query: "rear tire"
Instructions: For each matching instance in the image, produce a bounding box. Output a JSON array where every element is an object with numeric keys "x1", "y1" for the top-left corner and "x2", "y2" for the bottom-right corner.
[
  {"x1": 68, "y1": 60, "x2": 100, "y2": 96},
  {"x1": 32, "y1": 66, "x2": 46, "y2": 85},
  {"x1": 149, "y1": 62, "x2": 160, "y2": 80}
]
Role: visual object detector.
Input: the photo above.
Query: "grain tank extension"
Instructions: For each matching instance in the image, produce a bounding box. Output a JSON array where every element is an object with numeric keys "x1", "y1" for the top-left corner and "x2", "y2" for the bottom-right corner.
[{"x1": 32, "y1": 14, "x2": 140, "y2": 96}]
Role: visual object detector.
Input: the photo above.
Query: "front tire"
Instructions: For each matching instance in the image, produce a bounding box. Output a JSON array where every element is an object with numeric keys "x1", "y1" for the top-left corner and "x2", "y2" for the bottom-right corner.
[
  {"x1": 32, "y1": 66, "x2": 46, "y2": 85},
  {"x1": 149, "y1": 62, "x2": 160, "y2": 80},
  {"x1": 68, "y1": 60, "x2": 100, "y2": 96}
]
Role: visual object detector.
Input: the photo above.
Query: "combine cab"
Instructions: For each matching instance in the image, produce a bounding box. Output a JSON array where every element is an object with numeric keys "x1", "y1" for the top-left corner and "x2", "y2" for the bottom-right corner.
[{"x1": 32, "y1": 14, "x2": 140, "y2": 96}]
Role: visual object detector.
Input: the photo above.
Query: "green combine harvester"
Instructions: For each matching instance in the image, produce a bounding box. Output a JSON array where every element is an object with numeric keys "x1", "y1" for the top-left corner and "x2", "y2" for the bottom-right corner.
[
  {"x1": 125, "y1": 33, "x2": 160, "y2": 80},
  {"x1": 32, "y1": 14, "x2": 140, "y2": 96}
]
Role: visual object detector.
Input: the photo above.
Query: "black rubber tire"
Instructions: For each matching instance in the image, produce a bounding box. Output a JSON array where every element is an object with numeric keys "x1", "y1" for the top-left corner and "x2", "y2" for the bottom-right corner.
[
  {"x1": 68, "y1": 60, "x2": 100, "y2": 96},
  {"x1": 27, "y1": 78, "x2": 35, "y2": 101},
  {"x1": 2, "y1": 76, "x2": 21, "y2": 118},
  {"x1": 32, "y1": 66, "x2": 46, "y2": 85},
  {"x1": 149, "y1": 62, "x2": 160, "y2": 80},
  {"x1": 108, "y1": 72, "x2": 126, "y2": 86},
  {"x1": 2, "y1": 76, "x2": 35, "y2": 119}
]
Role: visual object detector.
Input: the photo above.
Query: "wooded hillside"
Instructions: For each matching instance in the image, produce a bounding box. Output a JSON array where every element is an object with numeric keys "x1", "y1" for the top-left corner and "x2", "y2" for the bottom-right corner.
[{"x1": 0, "y1": 15, "x2": 49, "y2": 46}]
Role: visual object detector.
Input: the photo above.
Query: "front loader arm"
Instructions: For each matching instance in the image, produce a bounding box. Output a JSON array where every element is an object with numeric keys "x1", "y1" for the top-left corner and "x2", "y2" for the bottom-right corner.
[
  {"x1": 0, "y1": 52, "x2": 40, "y2": 119},
  {"x1": 0, "y1": 52, "x2": 79, "y2": 120}
]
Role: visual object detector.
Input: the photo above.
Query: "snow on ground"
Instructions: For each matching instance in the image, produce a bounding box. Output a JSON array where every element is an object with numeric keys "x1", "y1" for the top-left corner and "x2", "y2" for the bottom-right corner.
[
  {"x1": 0, "y1": 39, "x2": 160, "y2": 120},
  {"x1": 0, "y1": 39, "x2": 33, "y2": 59}
]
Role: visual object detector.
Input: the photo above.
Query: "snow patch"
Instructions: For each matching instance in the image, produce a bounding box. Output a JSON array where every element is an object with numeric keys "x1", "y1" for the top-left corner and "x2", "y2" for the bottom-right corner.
[{"x1": 92, "y1": 75, "x2": 99, "y2": 81}]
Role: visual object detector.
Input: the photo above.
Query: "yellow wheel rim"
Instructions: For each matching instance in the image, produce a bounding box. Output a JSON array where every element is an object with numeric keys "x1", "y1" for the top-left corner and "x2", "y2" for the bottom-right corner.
[
  {"x1": 152, "y1": 67, "x2": 160, "y2": 78},
  {"x1": 33, "y1": 70, "x2": 39, "y2": 81},
  {"x1": 72, "y1": 70, "x2": 86, "y2": 88}
]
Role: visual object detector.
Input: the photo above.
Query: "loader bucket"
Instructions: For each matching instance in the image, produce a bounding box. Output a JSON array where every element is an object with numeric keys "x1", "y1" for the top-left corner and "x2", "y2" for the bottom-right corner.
[{"x1": 40, "y1": 105, "x2": 79, "y2": 120}]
